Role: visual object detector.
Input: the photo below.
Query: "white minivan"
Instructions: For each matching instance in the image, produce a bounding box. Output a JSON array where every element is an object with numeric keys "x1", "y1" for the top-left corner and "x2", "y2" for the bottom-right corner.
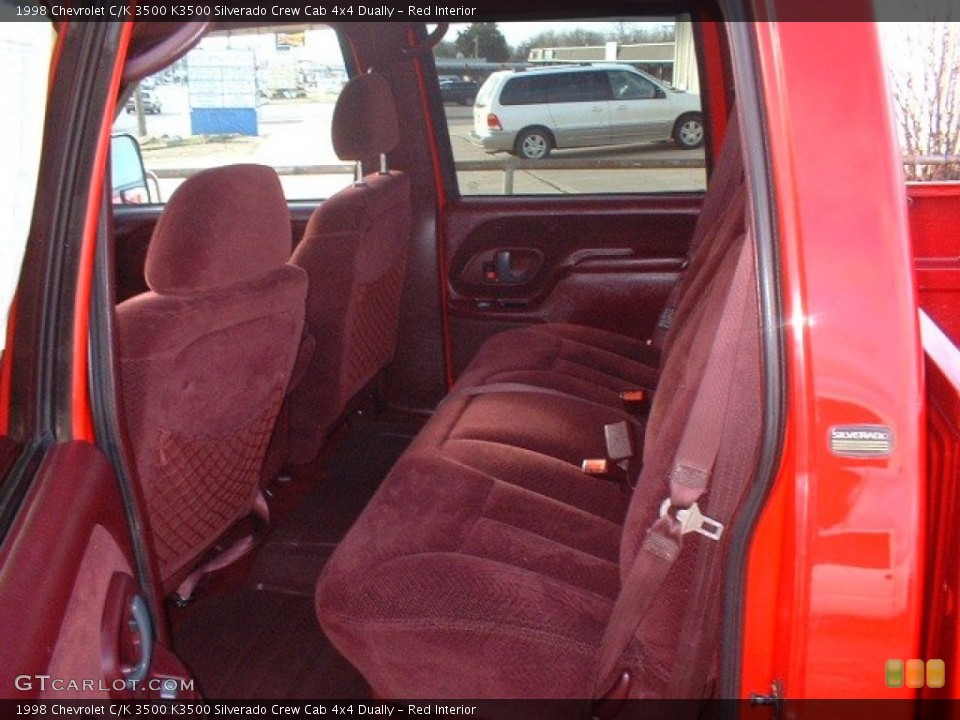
[{"x1": 472, "y1": 64, "x2": 704, "y2": 159}]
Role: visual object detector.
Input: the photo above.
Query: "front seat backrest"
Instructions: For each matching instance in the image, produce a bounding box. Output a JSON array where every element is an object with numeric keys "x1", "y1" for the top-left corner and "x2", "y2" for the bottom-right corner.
[
  {"x1": 117, "y1": 164, "x2": 307, "y2": 592},
  {"x1": 288, "y1": 72, "x2": 411, "y2": 464}
]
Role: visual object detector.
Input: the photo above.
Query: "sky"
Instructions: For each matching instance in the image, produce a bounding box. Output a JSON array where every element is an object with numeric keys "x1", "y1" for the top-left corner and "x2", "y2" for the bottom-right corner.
[
  {"x1": 448, "y1": 21, "x2": 670, "y2": 46},
  {"x1": 201, "y1": 21, "x2": 680, "y2": 67},
  {"x1": 203, "y1": 21, "x2": 914, "y2": 68}
]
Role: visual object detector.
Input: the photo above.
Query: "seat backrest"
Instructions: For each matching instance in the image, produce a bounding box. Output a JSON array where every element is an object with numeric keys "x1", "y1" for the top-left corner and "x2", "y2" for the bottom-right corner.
[
  {"x1": 288, "y1": 73, "x2": 411, "y2": 464},
  {"x1": 117, "y1": 164, "x2": 307, "y2": 590},
  {"x1": 651, "y1": 110, "x2": 743, "y2": 359}
]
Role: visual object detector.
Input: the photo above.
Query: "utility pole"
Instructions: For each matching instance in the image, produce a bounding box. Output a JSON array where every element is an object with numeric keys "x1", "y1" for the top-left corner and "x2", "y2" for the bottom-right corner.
[{"x1": 134, "y1": 85, "x2": 147, "y2": 138}]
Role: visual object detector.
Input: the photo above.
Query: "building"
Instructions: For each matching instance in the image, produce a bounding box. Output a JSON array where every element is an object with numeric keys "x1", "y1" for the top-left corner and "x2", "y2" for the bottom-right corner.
[{"x1": 525, "y1": 18, "x2": 700, "y2": 93}]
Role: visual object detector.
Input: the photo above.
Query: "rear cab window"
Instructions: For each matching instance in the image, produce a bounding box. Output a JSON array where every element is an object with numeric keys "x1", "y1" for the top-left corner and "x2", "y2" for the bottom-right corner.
[
  {"x1": 436, "y1": 18, "x2": 707, "y2": 196},
  {"x1": 112, "y1": 24, "x2": 350, "y2": 204}
]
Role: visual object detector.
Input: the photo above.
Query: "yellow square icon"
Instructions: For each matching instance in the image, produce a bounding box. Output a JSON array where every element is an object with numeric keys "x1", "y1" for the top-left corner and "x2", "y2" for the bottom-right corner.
[
  {"x1": 927, "y1": 659, "x2": 945, "y2": 689},
  {"x1": 906, "y1": 659, "x2": 925, "y2": 688}
]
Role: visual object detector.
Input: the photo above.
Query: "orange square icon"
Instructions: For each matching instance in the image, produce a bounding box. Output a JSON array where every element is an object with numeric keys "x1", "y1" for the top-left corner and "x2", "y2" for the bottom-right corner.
[{"x1": 905, "y1": 659, "x2": 925, "y2": 688}]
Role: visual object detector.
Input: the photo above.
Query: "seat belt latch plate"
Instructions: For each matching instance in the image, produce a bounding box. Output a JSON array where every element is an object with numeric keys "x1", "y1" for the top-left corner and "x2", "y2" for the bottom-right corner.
[
  {"x1": 660, "y1": 499, "x2": 724, "y2": 540},
  {"x1": 604, "y1": 421, "x2": 635, "y2": 462},
  {"x1": 582, "y1": 458, "x2": 610, "y2": 475}
]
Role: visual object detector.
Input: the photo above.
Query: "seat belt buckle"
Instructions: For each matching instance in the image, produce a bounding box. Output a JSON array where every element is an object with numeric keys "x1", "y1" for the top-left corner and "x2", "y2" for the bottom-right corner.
[
  {"x1": 582, "y1": 458, "x2": 610, "y2": 475},
  {"x1": 582, "y1": 458, "x2": 632, "y2": 493},
  {"x1": 619, "y1": 389, "x2": 647, "y2": 411},
  {"x1": 659, "y1": 499, "x2": 724, "y2": 540},
  {"x1": 582, "y1": 422, "x2": 637, "y2": 493}
]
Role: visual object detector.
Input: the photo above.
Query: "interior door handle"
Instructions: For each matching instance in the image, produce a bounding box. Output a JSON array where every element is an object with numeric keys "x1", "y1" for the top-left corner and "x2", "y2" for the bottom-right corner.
[
  {"x1": 495, "y1": 251, "x2": 517, "y2": 282},
  {"x1": 487, "y1": 249, "x2": 542, "y2": 285},
  {"x1": 103, "y1": 573, "x2": 155, "y2": 694},
  {"x1": 123, "y1": 595, "x2": 154, "y2": 686}
]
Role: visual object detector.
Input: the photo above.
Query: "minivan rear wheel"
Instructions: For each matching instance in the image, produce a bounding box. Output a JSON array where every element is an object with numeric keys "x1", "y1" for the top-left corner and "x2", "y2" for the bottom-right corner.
[
  {"x1": 515, "y1": 128, "x2": 552, "y2": 160},
  {"x1": 673, "y1": 113, "x2": 705, "y2": 149}
]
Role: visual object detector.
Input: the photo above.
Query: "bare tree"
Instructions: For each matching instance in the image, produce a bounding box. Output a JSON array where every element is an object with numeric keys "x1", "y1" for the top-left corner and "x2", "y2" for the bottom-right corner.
[
  {"x1": 609, "y1": 22, "x2": 675, "y2": 45},
  {"x1": 610, "y1": 21, "x2": 637, "y2": 45},
  {"x1": 889, "y1": 22, "x2": 960, "y2": 180},
  {"x1": 511, "y1": 28, "x2": 606, "y2": 62}
]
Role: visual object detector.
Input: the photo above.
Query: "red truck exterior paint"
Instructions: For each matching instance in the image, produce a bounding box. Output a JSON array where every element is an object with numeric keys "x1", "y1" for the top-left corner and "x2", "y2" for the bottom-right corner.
[
  {"x1": 911, "y1": 183, "x2": 960, "y2": 342},
  {"x1": 921, "y1": 311, "x2": 960, "y2": 698},
  {"x1": 740, "y1": 20, "x2": 926, "y2": 698},
  {"x1": 70, "y1": 22, "x2": 134, "y2": 443}
]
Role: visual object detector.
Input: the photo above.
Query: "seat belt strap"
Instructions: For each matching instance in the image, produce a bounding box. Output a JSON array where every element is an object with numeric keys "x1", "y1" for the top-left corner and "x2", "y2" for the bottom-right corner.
[
  {"x1": 650, "y1": 112, "x2": 744, "y2": 353},
  {"x1": 455, "y1": 381, "x2": 594, "y2": 401},
  {"x1": 593, "y1": 234, "x2": 754, "y2": 699}
]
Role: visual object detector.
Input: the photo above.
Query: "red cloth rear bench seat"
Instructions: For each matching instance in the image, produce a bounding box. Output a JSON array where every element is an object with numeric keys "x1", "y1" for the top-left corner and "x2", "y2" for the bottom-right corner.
[{"x1": 316, "y1": 127, "x2": 762, "y2": 698}]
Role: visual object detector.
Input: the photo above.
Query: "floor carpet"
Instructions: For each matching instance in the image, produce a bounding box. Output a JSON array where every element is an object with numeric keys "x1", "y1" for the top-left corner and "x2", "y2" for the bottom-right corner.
[{"x1": 171, "y1": 416, "x2": 419, "y2": 699}]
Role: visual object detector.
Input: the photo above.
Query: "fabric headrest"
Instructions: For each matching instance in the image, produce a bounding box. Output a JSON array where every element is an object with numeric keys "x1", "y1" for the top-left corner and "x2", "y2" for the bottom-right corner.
[
  {"x1": 146, "y1": 164, "x2": 292, "y2": 294},
  {"x1": 331, "y1": 73, "x2": 400, "y2": 162}
]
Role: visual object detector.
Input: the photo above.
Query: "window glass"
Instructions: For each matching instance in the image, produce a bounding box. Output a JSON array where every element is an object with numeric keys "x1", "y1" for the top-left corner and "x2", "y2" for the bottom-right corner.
[
  {"x1": 547, "y1": 71, "x2": 610, "y2": 103},
  {"x1": 0, "y1": 22, "x2": 53, "y2": 351},
  {"x1": 609, "y1": 70, "x2": 659, "y2": 100},
  {"x1": 438, "y1": 18, "x2": 707, "y2": 196},
  {"x1": 500, "y1": 76, "x2": 550, "y2": 106},
  {"x1": 112, "y1": 25, "x2": 351, "y2": 203}
]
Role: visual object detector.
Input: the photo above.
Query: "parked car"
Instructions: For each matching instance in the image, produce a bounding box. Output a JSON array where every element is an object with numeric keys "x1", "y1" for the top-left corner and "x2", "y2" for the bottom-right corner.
[
  {"x1": 472, "y1": 63, "x2": 703, "y2": 159},
  {"x1": 439, "y1": 79, "x2": 479, "y2": 106},
  {"x1": 124, "y1": 87, "x2": 162, "y2": 114}
]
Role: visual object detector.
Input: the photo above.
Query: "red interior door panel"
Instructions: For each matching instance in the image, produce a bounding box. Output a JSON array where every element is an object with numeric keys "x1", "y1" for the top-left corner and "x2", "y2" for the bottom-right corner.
[
  {"x1": 0, "y1": 442, "x2": 195, "y2": 700},
  {"x1": 443, "y1": 195, "x2": 702, "y2": 375}
]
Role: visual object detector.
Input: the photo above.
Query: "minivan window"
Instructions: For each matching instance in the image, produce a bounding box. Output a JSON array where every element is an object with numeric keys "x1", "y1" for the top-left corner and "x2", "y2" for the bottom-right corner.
[
  {"x1": 499, "y1": 75, "x2": 550, "y2": 106},
  {"x1": 548, "y1": 71, "x2": 610, "y2": 104},
  {"x1": 608, "y1": 70, "x2": 660, "y2": 100},
  {"x1": 475, "y1": 76, "x2": 497, "y2": 106}
]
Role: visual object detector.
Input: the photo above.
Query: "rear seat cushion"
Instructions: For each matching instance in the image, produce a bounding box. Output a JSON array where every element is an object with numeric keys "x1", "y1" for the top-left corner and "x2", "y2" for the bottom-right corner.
[
  {"x1": 318, "y1": 463, "x2": 622, "y2": 699},
  {"x1": 436, "y1": 389, "x2": 642, "y2": 467},
  {"x1": 317, "y1": 226, "x2": 758, "y2": 700},
  {"x1": 453, "y1": 323, "x2": 660, "y2": 411},
  {"x1": 317, "y1": 397, "x2": 635, "y2": 699}
]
